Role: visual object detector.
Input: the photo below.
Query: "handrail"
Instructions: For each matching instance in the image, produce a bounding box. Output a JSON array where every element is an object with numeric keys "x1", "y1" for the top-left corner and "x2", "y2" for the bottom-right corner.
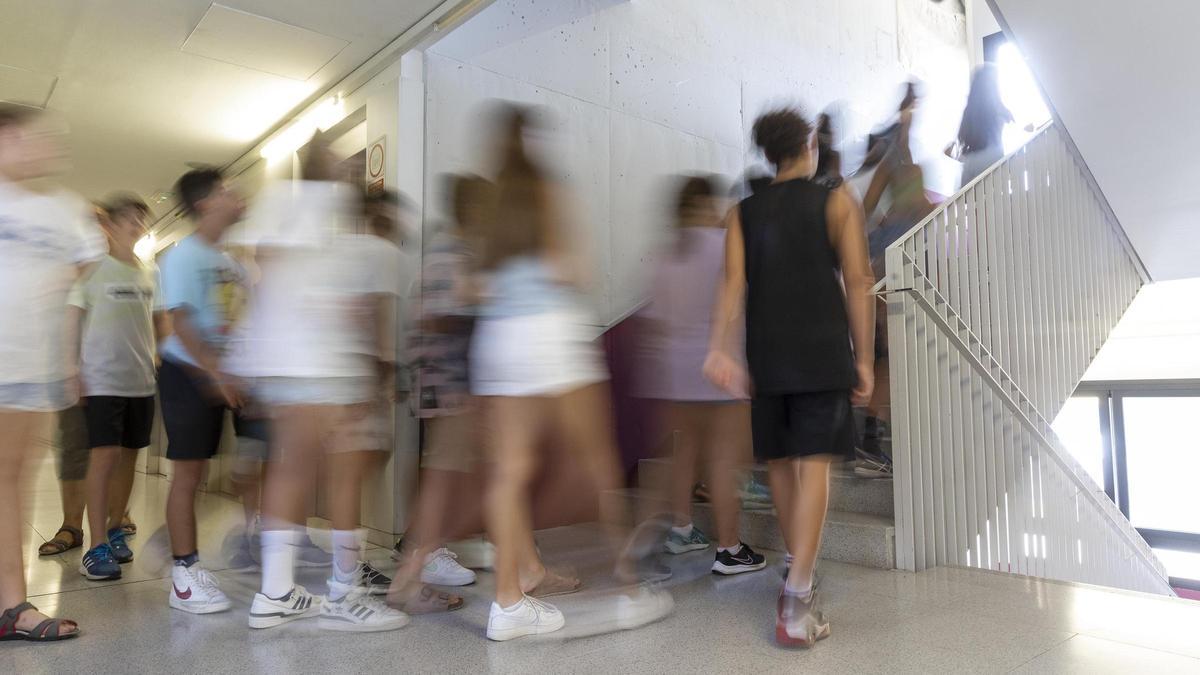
[
  {"x1": 882, "y1": 123, "x2": 1054, "y2": 266},
  {"x1": 885, "y1": 253, "x2": 1168, "y2": 584}
]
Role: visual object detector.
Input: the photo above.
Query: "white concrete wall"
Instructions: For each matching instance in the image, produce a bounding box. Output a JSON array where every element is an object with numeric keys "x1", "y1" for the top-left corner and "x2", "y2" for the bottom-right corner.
[{"x1": 424, "y1": 0, "x2": 971, "y2": 325}]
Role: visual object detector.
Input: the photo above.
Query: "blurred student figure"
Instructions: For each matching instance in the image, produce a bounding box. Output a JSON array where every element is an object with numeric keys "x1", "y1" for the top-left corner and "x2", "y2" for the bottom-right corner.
[
  {"x1": 0, "y1": 104, "x2": 106, "y2": 641},
  {"x1": 387, "y1": 175, "x2": 494, "y2": 613},
  {"x1": 812, "y1": 113, "x2": 844, "y2": 190},
  {"x1": 639, "y1": 175, "x2": 765, "y2": 575},
  {"x1": 473, "y1": 104, "x2": 671, "y2": 641},
  {"x1": 37, "y1": 205, "x2": 114, "y2": 560},
  {"x1": 72, "y1": 194, "x2": 168, "y2": 583},
  {"x1": 861, "y1": 82, "x2": 935, "y2": 258},
  {"x1": 705, "y1": 107, "x2": 874, "y2": 647},
  {"x1": 157, "y1": 167, "x2": 245, "y2": 615},
  {"x1": 947, "y1": 63, "x2": 1012, "y2": 187},
  {"x1": 229, "y1": 133, "x2": 407, "y2": 633}
]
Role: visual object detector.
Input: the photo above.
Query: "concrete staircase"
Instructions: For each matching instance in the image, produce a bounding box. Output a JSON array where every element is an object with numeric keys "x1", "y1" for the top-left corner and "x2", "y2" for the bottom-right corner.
[{"x1": 604, "y1": 458, "x2": 897, "y2": 569}]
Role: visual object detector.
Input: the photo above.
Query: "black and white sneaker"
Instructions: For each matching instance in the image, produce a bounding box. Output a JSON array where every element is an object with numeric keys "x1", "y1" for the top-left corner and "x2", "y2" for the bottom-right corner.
[
  {"x1": 355, "y1": 560, "x2": 393, "y2": 595},
  {"x1": 712, "y1": 543, "x2": 767, "y2": 575}
]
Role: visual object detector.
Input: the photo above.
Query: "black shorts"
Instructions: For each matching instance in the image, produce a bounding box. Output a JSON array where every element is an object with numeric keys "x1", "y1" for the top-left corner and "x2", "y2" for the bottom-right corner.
[
  {"x1": 159, "y1": 358, "x2": 225, "y2": 461},
  {"x1": 82, "y1": 396, "x2": 155, "y2": 450},
  {"x1": 751, "y1": 390, "x2": 856, "y2": 462}
]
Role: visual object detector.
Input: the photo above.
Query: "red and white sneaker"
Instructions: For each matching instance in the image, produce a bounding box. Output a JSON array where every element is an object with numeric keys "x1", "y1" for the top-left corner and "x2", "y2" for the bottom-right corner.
[{"x1": 169, "y1": 564, "x2": 232, "y2": 614}]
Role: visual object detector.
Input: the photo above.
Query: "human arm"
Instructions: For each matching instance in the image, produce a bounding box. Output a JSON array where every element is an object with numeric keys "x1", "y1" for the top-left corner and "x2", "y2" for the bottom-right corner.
[
  {"x1": 827, "y1": 185, "x2": 876, "y2": 406},
  {"x1": 703, "y1": 207, "x2": 750, "y2": 398}
]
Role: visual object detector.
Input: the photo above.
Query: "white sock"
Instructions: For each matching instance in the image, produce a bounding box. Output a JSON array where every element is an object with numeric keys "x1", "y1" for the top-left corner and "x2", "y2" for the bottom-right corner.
[
  {"x1": 499, "y1": 599, "x2": 525, "y2": 613},
  {"x1": 260, "y1": 529, "x2": 299, "y2": 599},
  {"x1": 785, "y1": 567, "x2": 813, "y2": 596},
  {"x1": 670, "y1": 523, "x2": 694, "y2": 537},
  {"x1": 331, "y1": 529, "x2": 361, "y2": 585},
  {"x1": 718, "y1": 543, "x2": 742, "y2": 554}
]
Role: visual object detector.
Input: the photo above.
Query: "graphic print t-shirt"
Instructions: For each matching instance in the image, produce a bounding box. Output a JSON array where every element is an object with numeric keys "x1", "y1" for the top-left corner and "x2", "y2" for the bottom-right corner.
[
  {"x1": 158, "y1": 234, "x2": 245, "y2": 367},
  {"x1": 68, "y1": 255, "x2": 161, "y2": 396}
]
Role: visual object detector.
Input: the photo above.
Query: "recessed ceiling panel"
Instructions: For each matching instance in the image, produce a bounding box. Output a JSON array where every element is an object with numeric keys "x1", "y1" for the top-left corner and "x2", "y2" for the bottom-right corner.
[
  {"x1": 181, "y1": 3, "x2": 348, "y2": 81},
  {"x1": 0, "y1": 64, "x2": 58, "y2": 108}
]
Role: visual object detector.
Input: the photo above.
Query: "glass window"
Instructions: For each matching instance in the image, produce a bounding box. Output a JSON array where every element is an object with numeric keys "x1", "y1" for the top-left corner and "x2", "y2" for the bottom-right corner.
[
  {"x1": 1123, "y1": 397, "x2": 1200, "y2": 535},
  {"x1": 1152, "y1": 548, "x2": 1200, "y2": 584},
  {"x1": 1052, "y1": 396, "x2": 1106, "y2": 489}
]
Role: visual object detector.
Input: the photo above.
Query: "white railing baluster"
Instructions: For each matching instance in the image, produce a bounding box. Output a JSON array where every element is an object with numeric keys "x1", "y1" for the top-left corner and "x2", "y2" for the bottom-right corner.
[{"x1": 880, "y1": 124, "x2": 1168, "y2": 595}]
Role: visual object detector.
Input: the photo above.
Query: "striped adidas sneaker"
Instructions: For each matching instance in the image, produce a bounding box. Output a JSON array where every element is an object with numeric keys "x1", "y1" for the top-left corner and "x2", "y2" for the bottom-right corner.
[
  {"x1": 319, "y1": 582, "x2": 409, "y2": 633},
  {"x1": 248, "y1": 585, "x2": 320, "y2": 629}
]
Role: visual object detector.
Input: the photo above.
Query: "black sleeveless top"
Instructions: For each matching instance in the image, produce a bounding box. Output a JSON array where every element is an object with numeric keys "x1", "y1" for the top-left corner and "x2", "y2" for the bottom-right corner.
[{"x1": 739, "y1": 178, "x2": 856, "y2": 395}]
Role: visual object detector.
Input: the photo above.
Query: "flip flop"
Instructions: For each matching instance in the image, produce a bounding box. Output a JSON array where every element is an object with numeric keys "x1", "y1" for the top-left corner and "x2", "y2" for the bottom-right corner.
[
  {"x1": 528, "y1": 568, "x2": 583, "y2": 598},
  {"x1": 38, "y1": 526, "x2": 83, "y2": 556},
  {"x1": 388, "y1": 585, "x2": 464, "y2": 614},
  {"x1": 0, "y1": 602, "x2": 79, "y2": 642}
]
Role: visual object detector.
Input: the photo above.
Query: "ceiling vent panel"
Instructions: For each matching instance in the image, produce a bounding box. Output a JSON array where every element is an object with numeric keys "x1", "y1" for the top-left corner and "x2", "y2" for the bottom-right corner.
[
  {"x1": 181, "y1": 4, "x2": 347, "y2": 81},
  {"x1": 0, "y1": 64, "x2": 58, "y2": 108}
]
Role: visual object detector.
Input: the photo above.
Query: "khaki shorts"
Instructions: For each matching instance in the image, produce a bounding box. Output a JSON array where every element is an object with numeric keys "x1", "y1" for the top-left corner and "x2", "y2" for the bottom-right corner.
[
  {"x1": 419, "y1": 411, "x2": 480, "y2": 473},
  {"x1": 270, "y1": 400, "x2": 391, "y2": 457}
]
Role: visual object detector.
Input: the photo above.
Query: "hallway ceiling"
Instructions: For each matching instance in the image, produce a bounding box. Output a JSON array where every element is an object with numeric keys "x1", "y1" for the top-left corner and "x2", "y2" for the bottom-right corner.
[
  {"x1": 991, "y1": 0, "x2": 1200, "y2": 281},
  {"x1": 0, "y1": 0, "x2": 446, "y2": 210}
]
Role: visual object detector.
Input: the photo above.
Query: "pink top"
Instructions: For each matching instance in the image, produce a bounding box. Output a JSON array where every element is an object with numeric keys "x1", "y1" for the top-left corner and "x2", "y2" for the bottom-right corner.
[{"x1": 636, "y1": 227, "x2": 744, "y2": 401}]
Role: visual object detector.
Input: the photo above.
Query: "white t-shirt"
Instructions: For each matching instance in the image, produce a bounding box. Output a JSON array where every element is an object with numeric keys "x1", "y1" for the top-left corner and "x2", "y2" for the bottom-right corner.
[
  {"x1": 68, "y1": 256, "x2": 161, "y2": 397},
  {"x1": 0, "y1": 180, "x2": 107, "y2": 385},
  {"x1": 225, "y1": 181, "x2": 401, "y2": 380}
]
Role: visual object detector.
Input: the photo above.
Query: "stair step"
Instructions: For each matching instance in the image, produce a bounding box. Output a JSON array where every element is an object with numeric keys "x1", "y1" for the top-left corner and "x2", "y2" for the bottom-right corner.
[
  {"x1": 603, "y1": 487, "x2": 896, "y2": 570},
  {"x1": 635, "y1": 457, "x2": 895, "y2": 518}
]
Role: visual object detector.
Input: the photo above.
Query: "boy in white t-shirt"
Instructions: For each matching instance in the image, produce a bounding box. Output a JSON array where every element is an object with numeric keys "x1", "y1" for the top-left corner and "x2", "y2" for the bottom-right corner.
[
  {"x1": 0, "y1": 104, "x2": 105, "y2": 642},
  {"x1": 72, "y1": 194, "x2": 168, "y2": 582}
]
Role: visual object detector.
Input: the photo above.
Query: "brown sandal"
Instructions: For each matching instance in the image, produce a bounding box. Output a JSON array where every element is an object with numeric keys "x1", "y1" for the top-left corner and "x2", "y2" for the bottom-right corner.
[
  {"x1": 38, "y1": 526, "x2": 83, "y2": 556},
  {"x1": 120, "y1": 512, "x2": 137, "y2": 537},
  {"x1": 388, "y1": 584, "x2": 464, "y2": 614},
  {"x1": 528, "y1": 568, "x2": 582, "y2": 598},
  {"x1": 0, "y1": 602, "x2": 79, "y2": 642}
]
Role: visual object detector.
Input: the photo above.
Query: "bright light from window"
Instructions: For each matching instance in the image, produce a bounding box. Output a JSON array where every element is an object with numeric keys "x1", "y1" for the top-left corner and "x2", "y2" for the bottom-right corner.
[
  {"x1": 133, "y1": 232, "x2": 157, "y2": 262},
  {"x1": 1051, "y1": 396, "x2": 1106, "y2": 489},
  {"x1": 1123, "y1": 397, "x2": 1200, "y2": 536},
  {"x1": 1153, "y1": 548, "x2": 1200, "y2": 583},
  {"x1": 996, "y1": 42, "x2": 1052, "y2": 152}
]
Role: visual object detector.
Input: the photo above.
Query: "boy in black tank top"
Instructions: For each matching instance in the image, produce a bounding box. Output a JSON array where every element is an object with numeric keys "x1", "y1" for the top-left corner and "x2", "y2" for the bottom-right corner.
[{"x1": 705, "y1": 108, "x2": 875, "y2": 648}]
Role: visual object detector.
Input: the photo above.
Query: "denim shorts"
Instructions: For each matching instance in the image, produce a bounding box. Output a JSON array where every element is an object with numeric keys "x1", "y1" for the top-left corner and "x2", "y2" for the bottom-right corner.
[{"x1": 0, "y1": 380, "x2": 74, "y2": 413}]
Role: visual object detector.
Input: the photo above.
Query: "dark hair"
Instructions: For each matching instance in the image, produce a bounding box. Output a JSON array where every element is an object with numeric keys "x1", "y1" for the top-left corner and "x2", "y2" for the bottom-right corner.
[
  {"x1": 175, "y1": 167, "x2": 224, "y2": 217},
  {"x1": 0, "y1": 103, "x2": 38, "y2": 132},
  {"x1": 671, "y1": 174, "x2": 721, "y2": 256},
  {"x1": 442, "y1": 173, "x2": 493, "y2": 231},
  {"x1": 104, "y1": 192, "x2": 150, "y2": 222},
  {"x1": 957, "y1": 64, "x2": 1012, "y2": 153},
  {"x1": 752, "y1": 107, "x2": 814, "y2": 169},
  {"x1": 813, "y1": 113, "x2": 843, "y2": 189},
  {"x1": 479, "y1": 103, "x2": 552, "y2": 271}
]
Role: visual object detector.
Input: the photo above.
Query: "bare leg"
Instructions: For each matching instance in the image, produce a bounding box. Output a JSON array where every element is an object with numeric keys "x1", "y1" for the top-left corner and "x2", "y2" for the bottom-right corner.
[
  {"x1": 0, "y1": 410, "x2": 75, "y2": 632},
  {"x1": 85, "y1": 446, "x2": 122, "y2": 547},
  {"x1": 106, "y1": 448, "x2": 138, "y2": 532},
  {"x1": 58, "y1": 479, "x2": 86, "y2": 533},
  {"x1": 779, "y1": 456, "x2": 832, "y2": 591},
  {"x1": 166, "y1": 459, "x2": 207, "y2": 556},
  {"x1": 706, "y1": 403, "x2": 750, "y2": 549},
  {"x1": 766, "y1": 460, "x2": 798, "y2": 560},
  {"x1": 483, "y1": 397, "x2": 543, "y2": 608},
  {"x1": 556, "y1": 383, "x2": 624, "y2": 532},
  {"x1": 666, "y1": 403, "x2": 699, "y2": 527},
  {"x1": 261, "y1": 406, "x2": 324, "y2": 529},
  {"x1": 231, "y1": 461, "x2": 262, "y2": 532}
]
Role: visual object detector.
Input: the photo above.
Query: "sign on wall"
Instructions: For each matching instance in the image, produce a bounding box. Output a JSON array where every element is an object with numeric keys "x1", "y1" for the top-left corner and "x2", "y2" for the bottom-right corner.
[{"x1": 367, "y1": 135, "x2": 386, "y2": 196}]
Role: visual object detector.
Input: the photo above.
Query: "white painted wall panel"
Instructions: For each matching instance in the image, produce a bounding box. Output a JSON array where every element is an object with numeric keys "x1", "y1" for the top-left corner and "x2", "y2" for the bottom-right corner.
[{"x1": 426, "y1": 0, "x2": 970, "y2": 324}]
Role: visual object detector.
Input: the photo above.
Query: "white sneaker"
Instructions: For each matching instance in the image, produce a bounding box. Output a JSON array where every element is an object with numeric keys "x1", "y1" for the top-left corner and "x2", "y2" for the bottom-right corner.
[
  {"x1": 421, "y1": 548, "x2": 477, "y2": 586},
  {"x1": 616, "y1": 585, "x2": 674, "y2": 630},
  {"x1": 448, "y1": 538, "x2": 496, "y2": 570},
  {"x1": 320, "y1": 582, "x2": 409, "y2": 633},
  {"x1": 248, "y1": 584, "x2": 320, "y2": 629},
  {"x1": 486, "y1": 595, "x2": 565, "y2": 641},
  {"x1": 169, "y1": 564, "x2": 232, "y2": 614}
]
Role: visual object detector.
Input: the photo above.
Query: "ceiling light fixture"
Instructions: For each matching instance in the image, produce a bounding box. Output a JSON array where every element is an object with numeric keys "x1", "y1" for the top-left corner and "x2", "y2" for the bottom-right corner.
[{"x1": 259, "y1": 94, "x2": 345, "y2": 162}]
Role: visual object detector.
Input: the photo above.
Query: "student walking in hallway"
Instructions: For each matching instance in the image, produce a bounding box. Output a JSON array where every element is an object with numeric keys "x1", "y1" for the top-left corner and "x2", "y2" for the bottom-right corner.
[{"x1": 706, "y1": 107, "x2": 875, "y2": 647}]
